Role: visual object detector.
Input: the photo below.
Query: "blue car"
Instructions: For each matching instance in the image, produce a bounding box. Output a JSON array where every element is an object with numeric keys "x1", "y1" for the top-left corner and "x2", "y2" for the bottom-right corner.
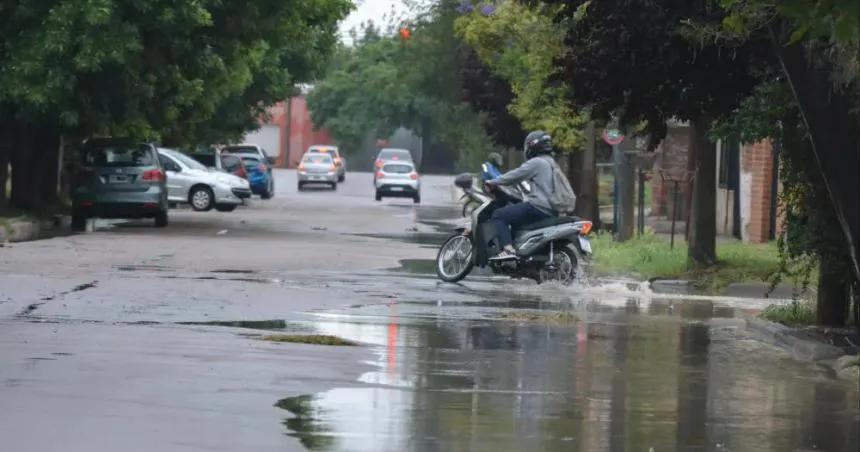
[{"x1": 239, "y1": 155, "x2": 273, "y2": 198}]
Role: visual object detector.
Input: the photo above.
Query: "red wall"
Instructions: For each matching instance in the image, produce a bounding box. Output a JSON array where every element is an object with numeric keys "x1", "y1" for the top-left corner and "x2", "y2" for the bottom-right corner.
[{"x1": 282, "y1": 96, "x2": 333, "y2": 168}]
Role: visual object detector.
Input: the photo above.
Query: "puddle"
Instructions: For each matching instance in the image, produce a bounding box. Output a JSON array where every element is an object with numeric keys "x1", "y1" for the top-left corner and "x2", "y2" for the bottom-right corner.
[
  {"x1": 159, "y1": 275, "x2": 278, "y2": 284},
  {"x1": 211, "y1": 269, "x2": 258, "y2": 274},
  {"x1": 273, "y1": 299, "x2": 860, "y2": 451},
  {"x1": 390, "y1": 259, "x2": 436, "y2": 275},
  {"x1": 348, "y1": 232, "x2": 449, "y2": 247},
  {"x1": 177, "y1": 319, "x2": 288, "y2": 330}
]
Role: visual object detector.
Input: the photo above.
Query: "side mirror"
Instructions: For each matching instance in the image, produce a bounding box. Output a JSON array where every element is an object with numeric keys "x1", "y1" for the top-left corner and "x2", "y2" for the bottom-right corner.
[
  {"x1": 454, "y1": 173, "x2": 474, "y2": 190},
  {"x1": 266, "y1": 156, "x2": 276, "y2": 165}
]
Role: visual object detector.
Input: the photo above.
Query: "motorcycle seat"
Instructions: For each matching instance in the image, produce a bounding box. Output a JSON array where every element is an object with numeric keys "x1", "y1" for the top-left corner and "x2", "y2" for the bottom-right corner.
[{"x1": 519, "y1": 216, "x2": 582, "y2": 232}]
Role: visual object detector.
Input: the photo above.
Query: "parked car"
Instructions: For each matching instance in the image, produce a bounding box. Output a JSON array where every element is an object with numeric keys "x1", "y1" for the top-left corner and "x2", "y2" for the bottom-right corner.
[
  {"x1": 236, "y1": 154, "x2": 274, "y2": 198},
  {"x1": 222, "y1": 144, "x2": 275, "y2": 198},
  {"x1": 307, "y1": 145, "x2": 346, "y2": 182},
  {"x1": 375, "y1": 160, "x2": 420, "y2": 203},
  {"x1": 297, "y1": 153, "x2": 338, "y2": 191},
  {"x1": 72, "y1": 139, "x2": 169, "y2": 230},
  {"x1": 157, "y1": 148, "x2": 251, "y2": 212},
  {"x1": 188, "y1": 148, "x2": 249, "y2": 182}
]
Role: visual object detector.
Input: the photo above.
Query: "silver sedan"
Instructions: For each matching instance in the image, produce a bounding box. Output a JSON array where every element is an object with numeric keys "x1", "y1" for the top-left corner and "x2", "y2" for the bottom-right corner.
[
  {"x1": 297, "y1": 153, "x2": 338, "y2": 190},
  {"x1": 157, "y1": 148, "x2": 251, "y2": 212}
]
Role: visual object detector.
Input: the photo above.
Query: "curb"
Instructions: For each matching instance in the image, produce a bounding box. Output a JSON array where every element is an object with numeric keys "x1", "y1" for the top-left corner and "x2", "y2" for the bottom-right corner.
[
  {"x1": 744, "y1": 318, "x2": 850, "y2": 361},
  {"x1": 0, "y1": 215, "x2": 69, "y2": 243},
  {"x1": 745, "y1": 318, "x2": 860, "y2": 383}
]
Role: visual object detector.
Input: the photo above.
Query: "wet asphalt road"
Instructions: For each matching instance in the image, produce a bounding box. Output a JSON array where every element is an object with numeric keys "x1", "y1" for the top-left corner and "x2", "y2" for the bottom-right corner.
[{"x1": 1, "y1": 170, "x2": 858, "y2": 452}]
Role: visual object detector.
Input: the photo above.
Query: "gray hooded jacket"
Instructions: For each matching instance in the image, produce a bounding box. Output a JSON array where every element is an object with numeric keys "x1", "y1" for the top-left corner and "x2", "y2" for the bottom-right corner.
[{"x1": 488, "y1": 155, "x2": 555, "y2": 215}]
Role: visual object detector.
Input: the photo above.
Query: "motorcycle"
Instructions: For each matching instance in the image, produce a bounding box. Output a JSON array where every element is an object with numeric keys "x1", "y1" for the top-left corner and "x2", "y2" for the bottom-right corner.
[{"x1": 437, "y1": 173, "x2": 593, "y2": 285}]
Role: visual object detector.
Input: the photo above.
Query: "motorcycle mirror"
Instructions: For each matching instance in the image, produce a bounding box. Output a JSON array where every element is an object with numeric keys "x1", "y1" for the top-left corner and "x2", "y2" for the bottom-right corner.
[{"x1": 454, "y1": 173, "x2": 474, "y2": 190}]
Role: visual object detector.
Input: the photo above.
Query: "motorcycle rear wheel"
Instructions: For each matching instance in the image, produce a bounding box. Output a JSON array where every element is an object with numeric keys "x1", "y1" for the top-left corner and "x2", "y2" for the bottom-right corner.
[
  {"x1": 538, "y1": 245, "x2": 578, "y2": 285},
  {"x1": 436, "y1": 234, "x2": 474, "y2": 283}
]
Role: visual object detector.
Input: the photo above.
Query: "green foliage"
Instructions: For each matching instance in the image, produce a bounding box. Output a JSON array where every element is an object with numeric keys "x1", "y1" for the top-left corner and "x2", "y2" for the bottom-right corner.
[
  {"x1": 307, "y1": 2, "x2": 499, "y2": 168},
  {"x1": 591, "y1": 232, "x2": 792, "y2": 293},
  {"x1": 455, "y1": 2, "x2": 587, "y2": 151},
  {"x1": 760, "y1": 301, "x2": 816, "y2": 326},
  {"x1": 720, "y1": 0, "x2": 860, "y2": 44},
  {"x1": 0, "y1": 0, "x2": 352, "y2": 145}
]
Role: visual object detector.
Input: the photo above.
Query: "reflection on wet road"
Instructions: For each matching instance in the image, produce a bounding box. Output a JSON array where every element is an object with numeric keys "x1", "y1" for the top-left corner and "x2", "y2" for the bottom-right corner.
[{"x1": 276, "y1": 293, "x2": 859, "y2": 451}]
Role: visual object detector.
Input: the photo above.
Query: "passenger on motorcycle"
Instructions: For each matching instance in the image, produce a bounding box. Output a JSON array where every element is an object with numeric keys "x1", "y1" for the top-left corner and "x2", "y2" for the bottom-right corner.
[
  {"x1": 485, "y1": 131, "x2": 559, "y2": 261},
  {"x1": 480, "y1": 152, "x2": 503, "y2": 181}
]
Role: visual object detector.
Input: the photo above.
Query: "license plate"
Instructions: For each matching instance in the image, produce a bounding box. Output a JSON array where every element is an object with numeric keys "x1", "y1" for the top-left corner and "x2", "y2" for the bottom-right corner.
[
  {"x1": 390, "y1": 186, "x2": 404, "y2": 192},
  {"x1": 578, "y1": 236, "x2": 592, "y2": 254},
  {"x1": 312, "y1": 176, "x2": 324, "y2": 181},
  {"x1": 109, "y1": 175, "x2": 129, "y2": 184}
]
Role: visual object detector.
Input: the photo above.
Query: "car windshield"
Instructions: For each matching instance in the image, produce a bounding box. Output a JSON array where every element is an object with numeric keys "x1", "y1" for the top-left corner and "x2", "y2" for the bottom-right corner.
[
  {"x1": 221, "y1": 154, "x2": 242, "y2": 171},
  {"x1": 383, "y1": 164, "x2": 413, "y2": 174},
  {"x1": 309, "y1": 148, "x2": 338, "y2": 158},
  {"x1": 164, "y1": 150, "x2": 207, "y2": 171},
  {"x1": 191, "y1": 154, "x2": 216, "y2": 168},
  {"x1": 83, "y1": 144, "x2": 153, "y2": 167},
  {"x1": 224, "y1": 146, "x2": 260, "y2": 155},
  {"x1": 241, "y1": 156, "x2": 262, "y2": 168},
  {"x1": 379, "y1": 149, "x2": 411, "y2": 161},
  {"x1": 303, "y1": 155, "x2": 332, "y2": 165}
]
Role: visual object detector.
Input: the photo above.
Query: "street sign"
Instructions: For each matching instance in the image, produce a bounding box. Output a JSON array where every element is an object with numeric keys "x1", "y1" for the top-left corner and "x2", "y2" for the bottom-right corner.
[{"x1": 602, "y1": 128, "x2": 625, "y2": 145}]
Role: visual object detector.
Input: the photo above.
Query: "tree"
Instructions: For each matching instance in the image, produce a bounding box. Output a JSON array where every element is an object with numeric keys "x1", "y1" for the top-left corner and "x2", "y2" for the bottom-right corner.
[
  {"x1": 0, "y1": 0, "x2": 351, "y2": 211},
  {"x1": 308, "y1": 1, "x2": 500, "y2": 170},
  {"x1": 541, "y1": 0, "x2": 772, "y2": 267}
]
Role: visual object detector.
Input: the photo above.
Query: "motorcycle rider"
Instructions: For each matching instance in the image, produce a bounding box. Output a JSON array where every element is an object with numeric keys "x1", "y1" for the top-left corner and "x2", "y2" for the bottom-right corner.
[{"x1": 485, "y1": 131, "x2": 559, "y2": 261}]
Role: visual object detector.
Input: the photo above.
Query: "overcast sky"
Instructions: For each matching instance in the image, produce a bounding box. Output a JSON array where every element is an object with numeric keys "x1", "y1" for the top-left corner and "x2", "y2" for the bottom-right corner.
[{"x1": 339, "y1": 0, "x2": 408, "y2": 43}]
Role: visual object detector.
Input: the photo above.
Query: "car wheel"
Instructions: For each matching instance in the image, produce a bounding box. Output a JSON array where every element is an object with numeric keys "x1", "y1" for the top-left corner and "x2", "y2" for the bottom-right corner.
[
  {"x1": 215, "y1": 204, "x2": 237, "y2": 212},
  {"x1": 375, "y1": 191, "x2": 382, "y2": 201},
  {"x1": 154, "y1": 210, "x2": 169, "y2": 228},
  {"x1": 297, "y1": 182, "x2": 304, "y2": 192},
  {"x1": 261, "y1": 179, "x2": 274, "y2": 199},
  {"x1": 71, "y1": 211, "x2": 87, "y2": 232},
  {"x1": 190, "y1": 186, "x2": 214, "y2": 211},
  {"x1": 331, "y1": 182, "x2": 338, "y2": 191},
  {"x1": 338, "y1": 174, "x2": 345, "y2": 183},
  {"x1": 413, "y1": 194, "x2": 421, "y2": 204}
]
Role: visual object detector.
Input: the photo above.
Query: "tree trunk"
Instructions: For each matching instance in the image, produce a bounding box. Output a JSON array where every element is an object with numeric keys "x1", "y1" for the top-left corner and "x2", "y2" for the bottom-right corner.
[
  {"x1": 687, "y1": 115, "x2": 717, "y2": 267},
  {"x1": 10, "y1": 122, "x2": 40, "y2": 211},
  {"x1": 0, "y1": 121, "x2": 10, "y2": 211},
  {"x1": 775, "y1": 34, "x2": 860, "y2": 283},
  {"x1": 613, "y1": 144, "x2": 635, "y2": 241},
  {"x1": 571, "y1": 121, "x2": 600, "y2": 225},
  {"x1": 37, "y1": 128, "x2": 62, "y2": 208},
  {"x1": 817, "y1": 257, "x2": 851, "y2": 326}
]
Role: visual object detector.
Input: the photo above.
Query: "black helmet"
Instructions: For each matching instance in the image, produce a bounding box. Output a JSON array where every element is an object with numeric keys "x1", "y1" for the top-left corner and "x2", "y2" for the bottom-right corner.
[
  {"x1": 523, "y1": 131, "x2": 553, "y2": 160},
  {"x1": 487, "y1": 152, "x2": 503, "y2": 167}
]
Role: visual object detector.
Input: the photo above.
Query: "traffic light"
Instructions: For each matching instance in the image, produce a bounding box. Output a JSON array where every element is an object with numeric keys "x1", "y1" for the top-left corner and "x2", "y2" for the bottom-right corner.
[{"x1": 399, "y1": 27, "x2": 411, "y2": 41}]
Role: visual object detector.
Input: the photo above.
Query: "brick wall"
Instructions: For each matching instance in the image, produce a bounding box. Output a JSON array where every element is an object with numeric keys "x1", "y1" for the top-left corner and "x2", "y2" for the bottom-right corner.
[
  {"x1": 741, "y1": 139, "x2": 774, "y2": 243},
  {"x1": 284, "y1": 96, "x2": 333, "y2": 168},
  {"x1": 651, "y1": 123, "x2": 692, "y2": 219}
]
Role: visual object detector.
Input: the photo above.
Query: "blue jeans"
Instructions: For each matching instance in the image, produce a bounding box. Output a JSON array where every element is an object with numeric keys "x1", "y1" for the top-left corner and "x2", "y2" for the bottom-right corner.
[{"x1": 490, "y1": 202, "x2": 551, "y2": 249}]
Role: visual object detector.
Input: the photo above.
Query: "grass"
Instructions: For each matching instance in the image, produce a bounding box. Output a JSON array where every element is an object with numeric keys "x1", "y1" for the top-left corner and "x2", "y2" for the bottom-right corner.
[
  {"x1": 497, "y1": 311, "x2": 578, "y2": 324},
  {"x1": 760, "y1": 301, "x2": 816, "y2": 326},
  {"x1": 590, "y1": 232, "x2": 800, "y2": 293},
  {"x1": 260, "y1": 334, "x2": 357, "y2": 346}
]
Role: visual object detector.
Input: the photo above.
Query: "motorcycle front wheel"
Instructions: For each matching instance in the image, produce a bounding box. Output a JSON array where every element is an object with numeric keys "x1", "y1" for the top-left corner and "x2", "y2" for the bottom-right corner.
[{"x1": 436, "y1": 234, "x2": 474, "y2": 283}]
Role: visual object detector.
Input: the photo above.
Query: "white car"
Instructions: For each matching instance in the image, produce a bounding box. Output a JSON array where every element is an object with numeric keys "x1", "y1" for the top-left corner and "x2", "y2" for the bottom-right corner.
[
  {"x1": 375, "y1": 160, "x2": 420, "y2": 203},
  {"x1": 157, "y1": 148, "x2": 251, "y2": 212}
]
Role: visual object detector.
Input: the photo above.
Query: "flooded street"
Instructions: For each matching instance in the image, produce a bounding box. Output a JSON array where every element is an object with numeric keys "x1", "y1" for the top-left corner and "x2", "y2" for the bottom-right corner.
[
  {"x1": 1, "y1": 171, "x2": 857, "y2": 452},
  {"x1": 260, "y1": 285, "x2": 860, "y2": 452}
]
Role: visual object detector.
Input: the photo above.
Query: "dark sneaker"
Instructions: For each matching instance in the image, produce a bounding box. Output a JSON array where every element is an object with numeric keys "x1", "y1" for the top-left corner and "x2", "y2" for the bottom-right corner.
[{"x1": 489, "y1": 250, "x2": 517, "y2": 261}]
